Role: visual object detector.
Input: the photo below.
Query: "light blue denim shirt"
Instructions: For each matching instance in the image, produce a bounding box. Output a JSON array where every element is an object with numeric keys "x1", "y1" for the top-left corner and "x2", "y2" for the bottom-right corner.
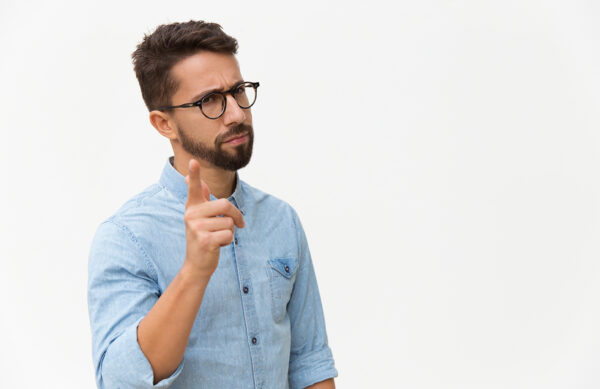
[{"x1": 87, "y1": 157, "x2": 337, "y2": 389}]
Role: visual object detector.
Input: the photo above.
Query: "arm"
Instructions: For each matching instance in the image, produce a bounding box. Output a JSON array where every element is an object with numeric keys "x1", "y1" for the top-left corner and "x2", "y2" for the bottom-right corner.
[
  {"x1": 306, "y1": 378, "x2": 336, "y2": 388},
  {"x1": 137, "y1": 263, "x2": 210, "y2": 383},
  {"x1": 88, "y1": 220, "x2": 182, "y2": 389},
  {"x1": 286, "y1": 208, "x2": 338, "y2": 389},
  {"x1": 88, "y1": 233, "x2": 211, "y2": 387}
]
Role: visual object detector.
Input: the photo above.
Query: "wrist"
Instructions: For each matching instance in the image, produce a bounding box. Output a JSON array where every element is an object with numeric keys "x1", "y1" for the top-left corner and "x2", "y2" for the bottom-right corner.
[{"x1": 179, "y1": 261, "x2": 213, "y2": 289}]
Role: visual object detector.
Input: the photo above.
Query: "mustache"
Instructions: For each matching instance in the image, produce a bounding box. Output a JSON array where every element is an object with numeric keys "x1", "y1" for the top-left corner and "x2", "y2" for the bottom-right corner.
[{"x1": 217, "y1": 123, "x2": 253, "y2": 145}]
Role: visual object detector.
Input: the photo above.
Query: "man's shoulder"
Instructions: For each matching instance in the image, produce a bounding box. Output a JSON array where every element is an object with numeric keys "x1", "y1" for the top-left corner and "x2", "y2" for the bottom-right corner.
[
  {"x1": 240, "y1": 179, "x2": 299, "y2": 218},
  {"x1": 99, "y1": 182, "x2": 178, "y2": 234}
]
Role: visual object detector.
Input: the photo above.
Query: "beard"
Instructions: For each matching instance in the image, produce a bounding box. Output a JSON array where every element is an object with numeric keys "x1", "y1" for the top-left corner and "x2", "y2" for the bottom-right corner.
[{"x1": 178, "y1": 122, "x2": 254, "y2": 171}]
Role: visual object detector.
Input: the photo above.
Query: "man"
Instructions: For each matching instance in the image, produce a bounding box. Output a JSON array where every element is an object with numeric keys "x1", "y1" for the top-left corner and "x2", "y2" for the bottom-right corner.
[{"x1": 87, "y1": 20, "x2": 337, "y2": 389}]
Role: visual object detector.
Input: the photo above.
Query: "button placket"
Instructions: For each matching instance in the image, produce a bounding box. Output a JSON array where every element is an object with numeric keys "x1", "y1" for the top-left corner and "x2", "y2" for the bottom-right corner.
[{"x1": 230, "y1": 227, "x2": 264, "y2": 387}]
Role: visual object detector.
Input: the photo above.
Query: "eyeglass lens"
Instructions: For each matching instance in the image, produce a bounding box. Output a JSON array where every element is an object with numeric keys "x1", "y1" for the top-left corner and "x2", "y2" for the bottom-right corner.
[{"x1": 201, "y1": 83, "x2": 257, "y2": 119}]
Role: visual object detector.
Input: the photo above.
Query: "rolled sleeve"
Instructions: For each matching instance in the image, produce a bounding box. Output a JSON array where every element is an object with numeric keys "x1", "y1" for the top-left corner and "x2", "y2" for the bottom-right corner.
[
  {"x1": 287, "y1": 210, "x2": 338, "y2": 389},
  {"x1": 102, "y1": 317, "x2": 184, "y2": 388},
  {"x1": 88, "y1": 220, "x2": 183, "y2": 389}
]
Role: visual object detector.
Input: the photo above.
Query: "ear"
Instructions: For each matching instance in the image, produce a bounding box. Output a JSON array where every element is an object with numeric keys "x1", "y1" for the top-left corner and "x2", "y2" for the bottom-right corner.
[{"x1": 149, "y1": 110, "x2": 178, "y2": 140}]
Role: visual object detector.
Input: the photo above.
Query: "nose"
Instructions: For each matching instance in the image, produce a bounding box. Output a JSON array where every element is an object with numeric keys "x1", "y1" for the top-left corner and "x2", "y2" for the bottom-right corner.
[{"x1": 222, "y1": 94, "x2": 247, "y2": 126}]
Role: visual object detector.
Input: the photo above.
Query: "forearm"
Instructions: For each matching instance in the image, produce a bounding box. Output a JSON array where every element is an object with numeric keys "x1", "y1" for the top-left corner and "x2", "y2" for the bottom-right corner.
[
  {"x1": 306, "y1": 378, "x2": 335, "y2": 389},
  {"x1": 137, "y1": 262, "x2": 211, "y2": 383}
]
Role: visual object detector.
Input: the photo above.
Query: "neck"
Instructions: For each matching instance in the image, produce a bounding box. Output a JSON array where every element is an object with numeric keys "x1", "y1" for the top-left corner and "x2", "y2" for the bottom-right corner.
[{"x1": 172, "y1": 154, "x2": 236, "y2": 199}]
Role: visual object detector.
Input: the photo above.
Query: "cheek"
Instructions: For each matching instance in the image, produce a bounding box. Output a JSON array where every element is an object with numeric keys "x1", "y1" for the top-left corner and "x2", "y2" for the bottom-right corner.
[
  {"x1": 182, "y1": 118, "x2": 221, "y2": 142},
  {"x1": 244, "y1": 109, "x2": 253, "y2": 124}
]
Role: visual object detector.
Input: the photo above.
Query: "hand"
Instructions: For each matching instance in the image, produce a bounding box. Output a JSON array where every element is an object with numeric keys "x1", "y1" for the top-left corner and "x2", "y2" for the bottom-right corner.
[{"x1": 183, "y1": 159, "x2": 245, "y2": 278}]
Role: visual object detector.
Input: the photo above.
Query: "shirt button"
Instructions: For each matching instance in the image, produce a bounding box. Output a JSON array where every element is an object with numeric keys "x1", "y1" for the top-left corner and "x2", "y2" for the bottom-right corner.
[
  {"x1": 243, "y1": 286, "x2": 249, "y2": 294},
  {"x1": 284, "y1": 265, "x2": 290, "y2": 273},
  {"x1": 252, "y1": 337, "x2": 257, "y2": 345},
  {"x1": 234, "y1": 237, "x2": 238, "y2": 244}
]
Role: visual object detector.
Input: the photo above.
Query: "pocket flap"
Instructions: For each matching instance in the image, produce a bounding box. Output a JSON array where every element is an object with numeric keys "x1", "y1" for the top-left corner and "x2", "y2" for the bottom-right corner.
[{"x1": 268, "y1": 257, "x2": 298, "y2": 279}]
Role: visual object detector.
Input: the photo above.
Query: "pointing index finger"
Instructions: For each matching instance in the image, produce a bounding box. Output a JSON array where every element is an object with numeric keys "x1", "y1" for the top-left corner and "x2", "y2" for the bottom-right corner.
[{"x1": 187, "y1": 159, "x2": 207, "y2": 206}]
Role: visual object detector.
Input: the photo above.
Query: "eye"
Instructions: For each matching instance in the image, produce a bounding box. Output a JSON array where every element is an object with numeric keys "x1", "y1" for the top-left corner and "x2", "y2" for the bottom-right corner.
[
  {"x1": 201, "y1": 93, "x2": 217, "y2": 105},
  {"x1": 233, "y1": 84, "x2": 247, "y2": 95}
]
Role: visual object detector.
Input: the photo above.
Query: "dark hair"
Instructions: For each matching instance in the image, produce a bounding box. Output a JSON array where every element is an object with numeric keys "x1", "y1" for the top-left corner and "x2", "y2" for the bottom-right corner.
[{"x1": 131, "y1": 20, "x2": 238, "y2": 111}]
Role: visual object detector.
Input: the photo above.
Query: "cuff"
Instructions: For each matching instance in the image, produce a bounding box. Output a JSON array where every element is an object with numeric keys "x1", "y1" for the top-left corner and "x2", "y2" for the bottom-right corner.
[
  {"x1": 101, "y1": 317, "x2": 184, "y2": 388},
  {"x1": 288, "y1": 347, "x2": 338, "y2": 389}
]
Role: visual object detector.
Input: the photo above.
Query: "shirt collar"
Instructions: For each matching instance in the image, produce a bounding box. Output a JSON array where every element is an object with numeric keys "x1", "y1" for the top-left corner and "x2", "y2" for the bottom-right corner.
[{"x1": 159, "y1": 156, "x2": 246, "y2": 214}]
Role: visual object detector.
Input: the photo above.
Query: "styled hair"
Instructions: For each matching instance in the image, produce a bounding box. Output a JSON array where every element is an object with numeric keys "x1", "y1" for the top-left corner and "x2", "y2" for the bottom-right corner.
[{"x1": 131, "y1": 20, "x2": 238, "y2": 111}]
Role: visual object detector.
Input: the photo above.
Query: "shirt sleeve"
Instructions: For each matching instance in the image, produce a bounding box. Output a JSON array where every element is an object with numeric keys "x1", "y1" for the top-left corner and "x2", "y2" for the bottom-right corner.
[
  {"x1": 287, "y1": 209, "x2": 338, "y2": 389},
  {"x1": 87, "y1": 220, "x2": 184, "y2": 389}
]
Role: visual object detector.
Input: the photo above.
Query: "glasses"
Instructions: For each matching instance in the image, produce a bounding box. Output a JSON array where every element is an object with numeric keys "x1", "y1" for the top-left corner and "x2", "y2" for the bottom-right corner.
[{"x1": 156, "y1": 81, "x2": 260, "y2": 119}]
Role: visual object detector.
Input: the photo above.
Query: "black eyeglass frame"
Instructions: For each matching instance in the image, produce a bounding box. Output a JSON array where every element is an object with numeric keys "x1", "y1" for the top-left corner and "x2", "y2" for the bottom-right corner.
[{"x1": 155, "y1": 81, "x2": 260, "y2": 119}]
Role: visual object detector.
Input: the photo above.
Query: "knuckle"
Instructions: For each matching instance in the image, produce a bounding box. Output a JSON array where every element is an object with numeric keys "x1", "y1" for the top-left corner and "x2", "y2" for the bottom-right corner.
[
  {"x1": 197, "y1": 232, "x2": 211, "y2": 248},
  {"x1": 210, "y1": 234, "x2": 224, "y2": 250},
  {"x1": 188, "y1": 221, "x2": 200, "y2": 232},
  {"x1": 218, "y1": 199, "x2": 230, "y2": 212}
]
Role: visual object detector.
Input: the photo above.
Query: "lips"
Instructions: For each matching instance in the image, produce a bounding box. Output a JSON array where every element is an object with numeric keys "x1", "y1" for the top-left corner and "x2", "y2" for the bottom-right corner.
[{"x1": 224, "y1": 133, "x2": 248, "y2": 143}]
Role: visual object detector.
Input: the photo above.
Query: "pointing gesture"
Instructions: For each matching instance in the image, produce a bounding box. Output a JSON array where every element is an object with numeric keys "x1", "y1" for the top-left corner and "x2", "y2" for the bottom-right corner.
[
  {"x1": 183, "y1": 159, "x2": 245, "y2": 278},
  {"x1": 185, "y1": 159, "x2": 211, "y2": 206}
]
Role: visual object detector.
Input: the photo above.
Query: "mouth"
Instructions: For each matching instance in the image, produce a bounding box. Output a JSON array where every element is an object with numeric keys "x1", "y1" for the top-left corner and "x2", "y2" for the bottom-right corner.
[{"x1": 223, "y1": 133, "x2": 249, "y2": 145}]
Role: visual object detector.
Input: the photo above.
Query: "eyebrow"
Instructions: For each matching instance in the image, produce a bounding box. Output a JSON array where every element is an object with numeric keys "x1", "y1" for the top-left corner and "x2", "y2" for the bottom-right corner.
[{"x1": 189, "y1": 80, "x2": 244, "y2": 102}]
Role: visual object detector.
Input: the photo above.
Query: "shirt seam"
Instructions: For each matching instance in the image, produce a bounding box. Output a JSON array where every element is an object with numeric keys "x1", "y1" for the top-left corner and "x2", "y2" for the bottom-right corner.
[
  {"x1": 104, "y1": 219, "x2": 160, "y2": 282},
  {"x1": 133, "y1": 183, "x2": 165, "y2": 206},
  {"x1": 290, "y1": 207, "x2": 302, "y2": 263},
  {"x1": 157, "y1": 181, "x2": 186, "y2": 207}
]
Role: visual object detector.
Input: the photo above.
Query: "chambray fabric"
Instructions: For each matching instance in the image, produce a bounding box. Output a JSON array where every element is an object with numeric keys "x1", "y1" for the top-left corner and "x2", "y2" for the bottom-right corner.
[{"x1": 87, "y1": 157, "x2": 337, "y2": 389}]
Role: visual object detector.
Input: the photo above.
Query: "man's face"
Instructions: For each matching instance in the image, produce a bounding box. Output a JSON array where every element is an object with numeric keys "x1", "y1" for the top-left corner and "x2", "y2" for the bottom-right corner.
[{"x1": 168, "y1": 51, "x2": 254, "y2": 171}]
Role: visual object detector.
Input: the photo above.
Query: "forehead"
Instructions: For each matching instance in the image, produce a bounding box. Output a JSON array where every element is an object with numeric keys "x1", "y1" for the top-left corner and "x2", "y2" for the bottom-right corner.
[{"x1": 170, "y1": 51, "x2": 243, "y2": 99}]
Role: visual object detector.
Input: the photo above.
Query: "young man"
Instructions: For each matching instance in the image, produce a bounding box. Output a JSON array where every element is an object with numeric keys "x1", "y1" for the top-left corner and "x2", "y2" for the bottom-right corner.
[{"x1": 87, "y1": 21, "x2": 337, "y2": 389}]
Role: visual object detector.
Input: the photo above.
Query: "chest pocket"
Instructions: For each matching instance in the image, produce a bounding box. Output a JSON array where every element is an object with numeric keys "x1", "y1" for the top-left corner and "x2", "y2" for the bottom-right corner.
[{"x1": 267, "y1": 257, "x2": 299, "y2": 322}]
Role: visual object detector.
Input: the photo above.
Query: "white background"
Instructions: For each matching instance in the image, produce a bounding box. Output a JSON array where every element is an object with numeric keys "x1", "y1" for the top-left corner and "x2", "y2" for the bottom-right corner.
[{"x1": 1, "y1": 0, "x2": 599, "y2": 388}]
